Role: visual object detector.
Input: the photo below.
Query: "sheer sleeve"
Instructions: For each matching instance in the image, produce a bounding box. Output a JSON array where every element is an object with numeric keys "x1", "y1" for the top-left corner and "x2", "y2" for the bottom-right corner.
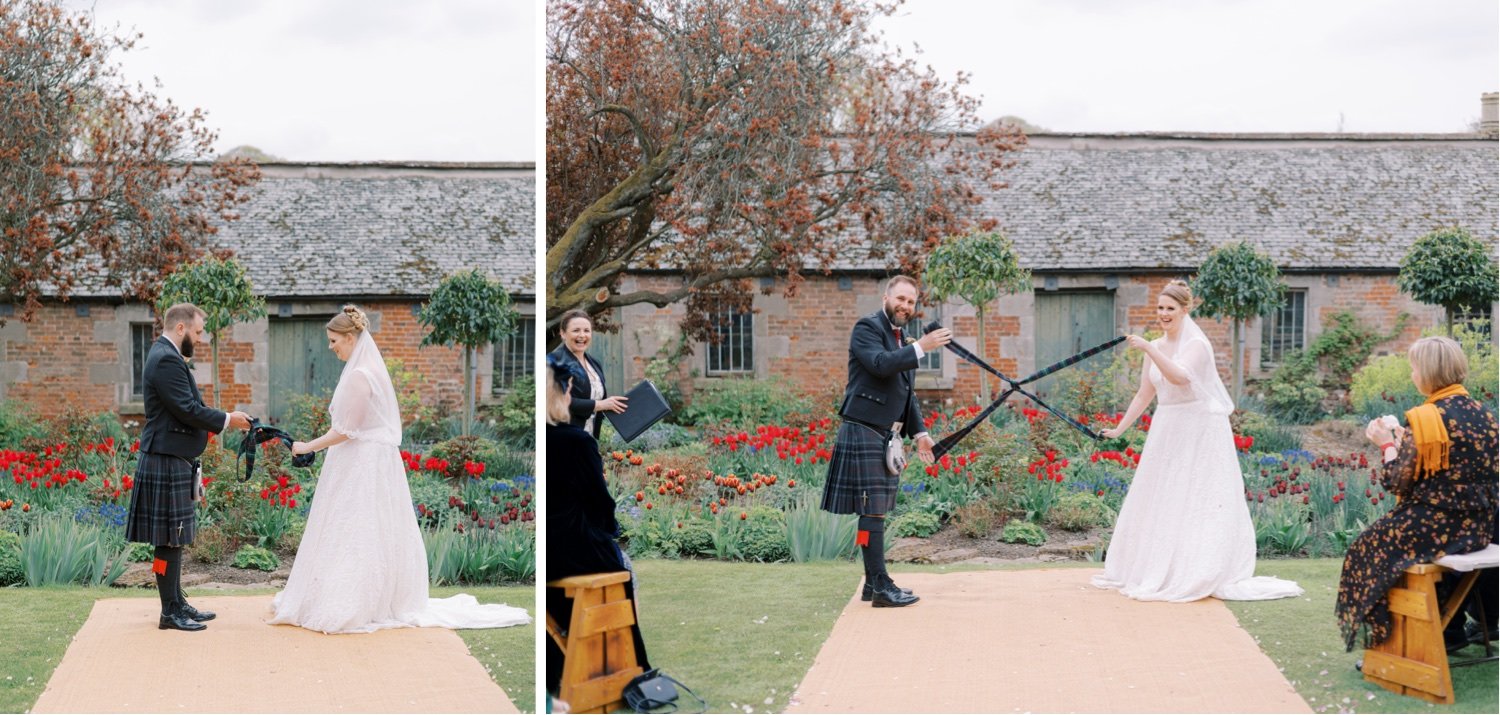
[
  {"x1": 1179, "y1": 338, "x2": 1234, "y2": 414},
  {"x1": 329, "y1": 368, "x2": 376, "y2": 440}
]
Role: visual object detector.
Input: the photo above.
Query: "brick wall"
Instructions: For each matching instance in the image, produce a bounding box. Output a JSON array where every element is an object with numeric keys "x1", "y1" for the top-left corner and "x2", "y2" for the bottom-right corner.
[
  {"x1": 0, "y1": 298, "x2": 528, "y2": 420},
  {"x1": 611, "y1": 271, "x2": 1451, "y2": 410}
]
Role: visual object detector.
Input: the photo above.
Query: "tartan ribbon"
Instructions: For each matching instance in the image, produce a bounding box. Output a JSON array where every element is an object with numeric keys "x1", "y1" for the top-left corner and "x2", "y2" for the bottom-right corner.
[{"x1": 925, "y1": 328, "x2": 1126, "y2": 458}]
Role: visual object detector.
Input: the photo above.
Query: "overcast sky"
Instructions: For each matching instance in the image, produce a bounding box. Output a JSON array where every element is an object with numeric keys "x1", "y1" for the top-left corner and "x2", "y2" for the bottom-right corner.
[
  {"x1": 875, "y1": 0, "x2": 1499, "y2": 133},
  {"x1": 65, "y1": 0, "x2": 535, "y2": 162},
  {"x1": 59, "y1": 1, "x2": 1495, "y2": 160}
]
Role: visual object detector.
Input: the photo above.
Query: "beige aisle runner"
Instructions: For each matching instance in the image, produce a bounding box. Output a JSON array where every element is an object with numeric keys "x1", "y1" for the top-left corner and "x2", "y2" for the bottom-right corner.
[
  {"x1": 788, "y1": 568, "x2": 1310, "y2": 714},
  {"x1": 32, "y1": 596, "x2": 519, "y2": 713}
]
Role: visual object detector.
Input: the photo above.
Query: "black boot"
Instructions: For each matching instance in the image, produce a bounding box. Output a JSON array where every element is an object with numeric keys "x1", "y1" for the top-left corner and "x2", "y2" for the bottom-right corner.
[
  {"x1": 871, "y1": 573, "x2": 920, "y2": 608},
  {"x1": 862, "y1": 580, "x2": 913, "y2": 602},
  {"x1": 178, "y1": 584, "x2": 215, "y2": 622},
  {"x1": 154, "y1": 546, "x2": 205, "y2": 631}
]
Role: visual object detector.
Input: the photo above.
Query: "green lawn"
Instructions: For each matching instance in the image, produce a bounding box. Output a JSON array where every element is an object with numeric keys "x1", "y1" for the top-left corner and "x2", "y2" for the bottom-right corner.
[
  {"x1": 1225, "y1": 558, "x2": 1497, "y2": 715},
  {"x1": 632, "y1": 558, "x2": 1496, "y2": 714},
  {"x1": 0, "y1": 584, "x2": 535, "y2": 714}
]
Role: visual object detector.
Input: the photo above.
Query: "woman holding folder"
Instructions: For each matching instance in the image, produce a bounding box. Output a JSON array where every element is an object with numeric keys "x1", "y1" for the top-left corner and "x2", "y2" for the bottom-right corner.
[{"x1": 548, "y1": 310, "x2": 627, "y2": 439}]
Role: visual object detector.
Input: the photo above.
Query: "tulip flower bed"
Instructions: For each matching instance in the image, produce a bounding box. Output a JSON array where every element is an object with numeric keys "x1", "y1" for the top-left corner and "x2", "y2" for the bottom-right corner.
[
  {"x1": 602, "y1": 394, "x2": 1394, "y2": 563},
  {"x1": 0, "y1": 405, "x2": 535, "y2": 587}
]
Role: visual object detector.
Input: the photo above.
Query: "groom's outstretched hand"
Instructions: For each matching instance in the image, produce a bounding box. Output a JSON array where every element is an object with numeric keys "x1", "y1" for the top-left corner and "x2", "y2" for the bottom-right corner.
[
  {"x1": 227, "y1": 411, "x2": 252, "y2": 430},
  {"x1": 917, "y1": 327, "x2": 953, "y2": 353}
]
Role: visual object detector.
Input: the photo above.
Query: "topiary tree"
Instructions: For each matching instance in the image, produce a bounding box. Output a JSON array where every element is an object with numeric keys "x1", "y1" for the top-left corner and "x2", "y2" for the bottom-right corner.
[
  {"x1": 418, "y1": 269, "x2": 519, "y2": 437},
  {"x1": 1397, "y1": 227, "x2": 1499, "y2": 336},
  {"x1": 924, "y1": 231, "x2": 1032, "y2": 403},
  {"x1": 156, "y1": 256, "x2": 266, "y2": 408},
  {"x1": 1191, "y1": 241, "x2": 1286, "y2": 404}
]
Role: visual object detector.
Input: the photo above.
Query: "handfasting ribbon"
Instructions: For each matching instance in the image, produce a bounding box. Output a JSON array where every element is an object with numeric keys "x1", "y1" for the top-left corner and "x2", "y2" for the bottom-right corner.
[{"x1": 923, "y1": 324, "x2": 1125, "y2": 457}]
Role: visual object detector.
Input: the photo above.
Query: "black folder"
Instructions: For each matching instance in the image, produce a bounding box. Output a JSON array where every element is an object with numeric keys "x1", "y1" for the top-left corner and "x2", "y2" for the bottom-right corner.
[{"x1": 604, "y1": 380, "x2": 673, "y2": 443}]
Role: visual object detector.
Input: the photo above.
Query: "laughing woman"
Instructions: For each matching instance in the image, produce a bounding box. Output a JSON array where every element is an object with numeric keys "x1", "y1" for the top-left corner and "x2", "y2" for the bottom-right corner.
[{"x1": 548, "y1": 310, "x2": 627, "y2": 440}]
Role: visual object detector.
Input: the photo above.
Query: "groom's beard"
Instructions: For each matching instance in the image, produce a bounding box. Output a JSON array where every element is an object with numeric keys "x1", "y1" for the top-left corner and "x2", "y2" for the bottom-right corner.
[{"x1": 180, "y1": 337, "x2": 195, "y2": 359}]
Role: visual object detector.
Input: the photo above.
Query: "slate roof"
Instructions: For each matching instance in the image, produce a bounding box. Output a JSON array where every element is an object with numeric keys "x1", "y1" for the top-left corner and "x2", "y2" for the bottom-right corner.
[
  {"x1": 67, "y1": 162, "x2": 535, "y2": 298},
  {"x1": 980, "y1": 134, "x2": 1498, "y2": 272},
  {"x1": 689, "y1": 133, "x2": 1497, "y2": 274}
]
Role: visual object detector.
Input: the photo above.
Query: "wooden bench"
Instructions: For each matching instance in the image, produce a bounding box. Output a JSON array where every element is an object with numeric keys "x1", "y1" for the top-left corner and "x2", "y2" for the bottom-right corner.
[
  {"x1": 547, "y1": 572, "x2": 643, "y2": 714},
  {"x1": 1363, "y1": 544, "x2": 1498, "y2": 704}
]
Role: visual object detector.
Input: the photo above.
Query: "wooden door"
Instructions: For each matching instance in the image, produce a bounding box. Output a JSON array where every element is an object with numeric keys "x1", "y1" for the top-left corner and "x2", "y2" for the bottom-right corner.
[
  {"x1": 1032, "y1": 291, "x2": 1116, "y2": 397},
  {"x1": 269, "y1": 318, "x2": 343, "y2": 423}
]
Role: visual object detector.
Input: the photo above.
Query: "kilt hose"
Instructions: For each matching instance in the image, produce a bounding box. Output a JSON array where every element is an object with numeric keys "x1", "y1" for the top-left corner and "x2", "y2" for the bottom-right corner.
[
  {"x1": 125, "y1": 452, "x2": 198, "y2": 547},
  {"x1": 821, "y1": 420, "x2": 897, "y2": 515}
]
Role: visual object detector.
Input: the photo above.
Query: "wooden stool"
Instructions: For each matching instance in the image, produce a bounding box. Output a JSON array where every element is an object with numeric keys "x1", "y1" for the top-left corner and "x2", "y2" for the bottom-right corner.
[
  {"x1": 1363, "y1": 545, "x2": 1499, "y2": 705},
  {"x1": 547, "y1": 571, "x2": 643, "y2": 714}
]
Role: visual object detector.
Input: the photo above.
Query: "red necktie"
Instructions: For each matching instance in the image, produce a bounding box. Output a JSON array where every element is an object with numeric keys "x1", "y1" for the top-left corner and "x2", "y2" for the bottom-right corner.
[{"x1": 893, "y1": 327, "x2": 903, "y2": 343}]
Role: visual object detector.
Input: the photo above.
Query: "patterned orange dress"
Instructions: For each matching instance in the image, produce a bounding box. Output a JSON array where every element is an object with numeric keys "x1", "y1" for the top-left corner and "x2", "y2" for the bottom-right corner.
[{"x1": 1335, "y1": 394, "x2": 1499, "y2": 651}]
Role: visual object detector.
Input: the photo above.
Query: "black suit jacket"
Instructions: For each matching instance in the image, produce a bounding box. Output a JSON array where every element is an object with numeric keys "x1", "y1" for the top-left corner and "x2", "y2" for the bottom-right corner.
[
  {"x1": 839, "y1": 312, "x2": 923, "y2": 439},
  {"x1": 138, "y1": 336, "x2": 228, "y2": 459},
  {"x1": 549, "y1": 344, "x2": 607, "y2": 440}
]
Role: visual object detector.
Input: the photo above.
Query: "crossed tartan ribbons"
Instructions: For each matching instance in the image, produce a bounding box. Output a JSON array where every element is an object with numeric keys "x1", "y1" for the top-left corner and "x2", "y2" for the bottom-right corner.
[
  {"x1": 923, "y1": 321, "x2": 1126, "y2": 459},
  {"x1": 237, "y1": 419, "x2": 318, "y2": 480}
]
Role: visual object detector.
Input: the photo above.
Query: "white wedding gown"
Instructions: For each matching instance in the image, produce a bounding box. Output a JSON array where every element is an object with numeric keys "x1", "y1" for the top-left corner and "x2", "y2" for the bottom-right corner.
[
  {"x1": 268, "y1": 331, "x2": 531, "y2": 634},
  {"x1": 1091, "y1": 329, "x2": 1302, "y2": 602}
]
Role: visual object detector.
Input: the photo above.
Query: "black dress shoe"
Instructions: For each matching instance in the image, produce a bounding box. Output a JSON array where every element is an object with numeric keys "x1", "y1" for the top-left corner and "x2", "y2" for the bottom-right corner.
[
  {"x1": 870, "y1": 581, "x2": 919, "y2": 608},
  {"x1": 179, "y1": 602, "x2": 216, "y2": 622},
  {"x1": 159, "y1": 611, "x2": 207, "y2": 632},
  {"x1": 861, "y1": 580, "x2": 913, "y2": 602}
]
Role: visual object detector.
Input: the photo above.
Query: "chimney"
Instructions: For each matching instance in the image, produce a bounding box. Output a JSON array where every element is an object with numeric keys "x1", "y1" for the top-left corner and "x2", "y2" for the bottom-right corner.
[{"x1": 1483, "y1": 92, "x2": 1498, "y2": 136}]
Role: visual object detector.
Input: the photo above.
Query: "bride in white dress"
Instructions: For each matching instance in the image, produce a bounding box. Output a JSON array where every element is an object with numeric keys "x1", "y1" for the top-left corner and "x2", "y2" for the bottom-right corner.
[
  {"x1": 1094, "y1": 281, "x2": 1302, "y2": 602},
  {"x1": 272, "y1": 305, "x2": 531, "y2": 633}
]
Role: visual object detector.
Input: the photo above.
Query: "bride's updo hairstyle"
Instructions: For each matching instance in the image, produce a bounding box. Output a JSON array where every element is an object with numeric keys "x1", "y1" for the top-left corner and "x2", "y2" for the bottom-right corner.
[
  {"x1": 326, "y1": 305, "x2": 369, "y2": 335},
  {"x1": 1161, "y1": 279, "x2": 1196, "y2": 312}
]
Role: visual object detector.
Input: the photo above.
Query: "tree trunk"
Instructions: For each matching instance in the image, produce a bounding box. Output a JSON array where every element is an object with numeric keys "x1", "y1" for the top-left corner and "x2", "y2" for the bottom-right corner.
[
  {"x1": 1446, "y1": 307, "x2": 1455, "y2": 337},
  {"x1": 463, "y1": 347, "x2": 475, "y2": 437},
  {"x1": 211, "y1": 335, "x2": 221, "y2": 409},
  {"x1": 977, "y1": 304, "x2": 990, "y2": 405},
  {"x1": 1231, "y1": 320, "x2": 1243, "y2": 405}
]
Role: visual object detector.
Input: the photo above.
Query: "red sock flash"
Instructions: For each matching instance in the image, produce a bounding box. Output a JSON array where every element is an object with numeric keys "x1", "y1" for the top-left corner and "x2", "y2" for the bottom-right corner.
[
  {"x1": 152, "y1": 558, "x2": 168, "y2": 575},
  {"x1": 855, "y1": 530, "x2": 870, "y2": 547}
]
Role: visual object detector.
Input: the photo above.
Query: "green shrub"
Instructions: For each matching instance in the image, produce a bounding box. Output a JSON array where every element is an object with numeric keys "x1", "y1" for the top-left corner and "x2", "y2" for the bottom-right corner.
[
  {"x1": 952, "y1": 500, "x2": 999, "y2": 539},
  {"x1": 127, "y1": 542, "x2": 155, "y2": 562},
  {"x1": 678, "y1": 520, "x2": 716, "y2": 557},
  {"x1": 0, "y1": 401, "x2": 48, "y2": 448},
  {"x1": 785, "y1": 495, "x2": 857, "y2": 562},
  {"x1": 0, "y1": 531, "x2": 23, "y2": 587},
  {"x1": 231, "y1": 544, "x2": 280, "y2": 571},
  {"x1": 492, "y1": 373, "x2": 536, "y2": 450},
  {"x1": 20, "y1": 518, "x2": 130, "y2": 587},
  {"x1": 1046, "y1": 492, "x2": 1115, "y2": 532},
  {"x1": 1262, "y1": 352, "x2": 1328, "y2": 424},
  {"x1": 189, "y1": 525, "x2": 236, "y2": 565},
  {"x1": 678, "y1": 378, "x2": 817, "y2": 428},
  {"x1": 739, "y1": 506, "x2": 790, "y2": 563},
  {"x1": 1351, "y1": 321, "x2": 1498, "y2": 418},
  {"x1": 281, "y1": 391, "x2": 332, "y2": 446},
  {"x1": 889, "y1": 511, "x2": 942, "y2": 538},
  {"x1": 1000, "y1": 519, "x2": 1046, "y2": 546},
  {"x1": 427, "y1": 435, "x2": 507, "y2": 480}
]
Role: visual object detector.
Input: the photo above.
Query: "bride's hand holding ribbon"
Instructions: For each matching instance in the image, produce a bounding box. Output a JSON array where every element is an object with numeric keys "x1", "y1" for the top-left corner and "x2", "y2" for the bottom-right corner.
[{"x1": 291, "y1": 441, "x2": 311, "y2": 455}]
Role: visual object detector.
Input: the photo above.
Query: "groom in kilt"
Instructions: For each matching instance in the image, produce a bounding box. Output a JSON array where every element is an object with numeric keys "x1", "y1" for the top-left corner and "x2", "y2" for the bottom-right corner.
[
  {"x1": 821, "y1": 276, "x2": 951, "y2": 607},
  {"x1": 127, "y1": 303, "x2": 250, "y2": 631}
]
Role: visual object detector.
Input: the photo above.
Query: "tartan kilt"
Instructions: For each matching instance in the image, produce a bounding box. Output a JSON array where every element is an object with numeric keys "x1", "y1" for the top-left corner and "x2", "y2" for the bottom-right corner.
[
  {"x1": 821, "y1": 420, "x2": 898, "y2": 515},
  {"x1": 125, "y1": 452, "x2": 198, "y2": 546}
]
